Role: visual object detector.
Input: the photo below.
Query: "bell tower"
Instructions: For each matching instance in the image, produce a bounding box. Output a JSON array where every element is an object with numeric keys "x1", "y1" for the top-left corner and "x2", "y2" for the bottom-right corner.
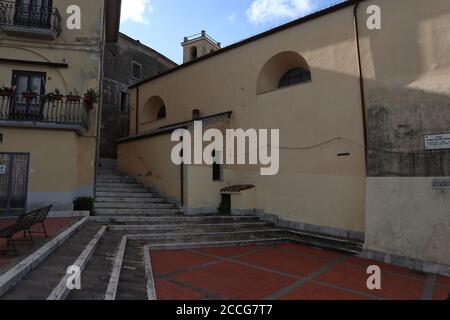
[{"x1": 182, "y1": 30, "x2": 221, "y2": 63}]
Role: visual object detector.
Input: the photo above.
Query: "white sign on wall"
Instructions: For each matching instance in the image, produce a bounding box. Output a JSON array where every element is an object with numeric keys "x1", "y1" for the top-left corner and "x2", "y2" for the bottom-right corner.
[
  {"x1": 424, "y1": 134, "x2": 450, "y2": 151},
  {"x1": 0, "y1": 165, "x2": 6, "y2": 175}
]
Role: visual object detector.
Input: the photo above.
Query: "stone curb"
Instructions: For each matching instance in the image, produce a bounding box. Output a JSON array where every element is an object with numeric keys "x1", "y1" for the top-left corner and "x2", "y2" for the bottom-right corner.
[
  {"x1": 47, "y1": 226, "x2": 107, "y2": 300},
  {"x1": 109, "y1": 222, "x2": 272, "y2": 232},
  {"x1": 0, "y1": 217, "x2": 89, "y2": 298},
  {"x1": 143, "y1": 245, "x2": 156, "y2": 300},
  {"x1": 105, "y1": 236, "x2": 128, "y2": 300}
]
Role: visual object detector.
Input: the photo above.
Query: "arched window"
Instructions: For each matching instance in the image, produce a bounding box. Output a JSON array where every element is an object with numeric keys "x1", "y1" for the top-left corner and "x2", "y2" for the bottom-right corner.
[
  {"x1": 157, "y1": 105, "x2": 166, "y2": 120},
  {"x1": 190, "y1": 46, "x2": 198, "y2": 60},
  {"x1": 257, "y1": 51, "x2": 311, "y2": 94},
  {"x1": 278, "y1": 68, "x2": 311, "y2": 88},
  {"x1": 142, "y1": 96, "x2": 167, "y2": 123}
]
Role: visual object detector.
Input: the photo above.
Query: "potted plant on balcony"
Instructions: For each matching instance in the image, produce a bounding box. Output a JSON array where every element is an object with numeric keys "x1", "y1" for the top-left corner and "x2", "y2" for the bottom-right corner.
[
  {"x1": 22, "y1": 85, "x2": 38, "y2": 99},
  {"x1": 45, "y1": 88, "x2": 64, "y2": 102},
  {"x1": 0, "y1": 85, "x2": 12, "y2": 97},
  {"x1": 83, "y1": 88, "x2": 99, "y2": 109},
  {"x1": 66, "y1": 90, "x2": 81, "y2": 102}
]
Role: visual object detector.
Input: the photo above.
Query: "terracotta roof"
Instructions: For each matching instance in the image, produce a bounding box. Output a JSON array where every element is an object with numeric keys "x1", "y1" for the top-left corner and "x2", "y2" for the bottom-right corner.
[{"x1": 221, "y1": 185, "x2": 255, "y2": 193}]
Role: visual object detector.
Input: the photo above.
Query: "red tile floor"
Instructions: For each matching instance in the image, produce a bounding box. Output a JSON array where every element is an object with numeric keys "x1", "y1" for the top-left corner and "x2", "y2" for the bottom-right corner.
[
  {"x1": 151, "y1": 243, "x2": 450, "y2": 300},
  {"x1": 0, "y1": 218, "x2": 76, "y2": 270}
]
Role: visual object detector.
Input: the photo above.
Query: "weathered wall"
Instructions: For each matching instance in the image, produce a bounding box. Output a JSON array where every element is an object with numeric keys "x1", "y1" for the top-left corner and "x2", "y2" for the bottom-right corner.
[
  {"x1": 360, "y1": 0, "x2": 450, "y2": 265},
  {"x1": 100, "y1": 34, "x2": 176, "y2": 158},
  {"x1": 117, "y1": 134, "x2": 182, "y2": 204},
  {"x1": 125, "y1": 6, "x2": 367, "y2": 234},
  {"x1": 0, "y1": 127, "x2": 78, "y2": 212},
  {"x1": 0, "y1": 0, "x2": 105, "y2": 213}
]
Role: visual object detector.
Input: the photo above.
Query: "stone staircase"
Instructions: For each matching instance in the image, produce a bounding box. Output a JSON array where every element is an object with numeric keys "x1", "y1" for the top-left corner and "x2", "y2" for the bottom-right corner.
[
  {"x1": 94, "y1": 159, "x2": 179, "y2": 217},
  {"x1": 0, "y1": 159, "x2": 363, "y2": 300}
]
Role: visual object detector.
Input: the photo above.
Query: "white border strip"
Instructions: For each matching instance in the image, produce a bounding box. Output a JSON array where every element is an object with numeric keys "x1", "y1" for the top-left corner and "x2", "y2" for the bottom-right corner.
[
  {"x1": 47, "y1": 226, "x2": 107, "y2": 300},
  {"x1": 143, "y1": 245, "x2": 156, "y2": 301},
  {"x1": 104, "y1": 236, "x2": 128, "y2": 300},
  {"x1": 0, "y1": 217, "x2": 89, "y2": 298}
]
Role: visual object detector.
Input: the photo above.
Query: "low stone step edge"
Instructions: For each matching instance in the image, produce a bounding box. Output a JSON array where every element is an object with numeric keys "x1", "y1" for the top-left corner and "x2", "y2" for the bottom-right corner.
[
  {"x1": 47, "y1": 226, "x2": 107, "y2": 300},
  {"x1": 105, "y1": 236, "x2": 128, "y2": 301},
  {"x1": 0, "y1": 217, "x2": 89, "y2": 298}
]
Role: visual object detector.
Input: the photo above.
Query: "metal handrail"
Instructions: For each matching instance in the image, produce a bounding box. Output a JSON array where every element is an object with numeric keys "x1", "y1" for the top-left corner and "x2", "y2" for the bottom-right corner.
[
  {"x1": 0, "y1": 94, "x2": 90, "y2": 129},
  {"x1": 0, "y1": 0, "x2": 61, "y2": 36}
]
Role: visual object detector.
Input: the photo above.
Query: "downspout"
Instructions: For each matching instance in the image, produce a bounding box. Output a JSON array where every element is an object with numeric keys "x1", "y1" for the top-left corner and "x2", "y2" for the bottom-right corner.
[
  {"x1": 135, "y1": 86, "x2": 140, "y2": 135},
  {"x1": 94, "y1": 0, "x2": 107, "y2": 196},
  {"x1": 353, "y1": 1, "x2": 368, "y2": 163}
]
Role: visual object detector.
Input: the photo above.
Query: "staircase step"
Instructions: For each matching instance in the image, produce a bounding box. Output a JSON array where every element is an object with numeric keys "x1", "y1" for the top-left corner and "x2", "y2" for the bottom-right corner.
[
  {"x1": 94, "y1": 203, "x2": 176, "y2": 210},
  {"x1": 96, "y1": 187, "x2": 153, "y2": 193},
  {"x1": 95, "y1": 197, "x2": 165, "y2": 204},
  {"x1": 66, "y1": 232, "x2": 124, "y2": 300},
  {"x1": 96, "y1": 183, "x2": 144, "y2": 188},
  {"x1": 89, "y1": 215, "x2": 260, "y2": 224},
  {"x1": 0, "y1": 224, "x2": 102, "y2": 300},
  {"x1": 94, "y1": 209, "x2": 180, "y2": 216},
  {"x1": 97, "y1": 177, "x2": 137, "y2": 184},
  {"x1": 96, "y1": 192, "x2": 159, "y2": 198}
]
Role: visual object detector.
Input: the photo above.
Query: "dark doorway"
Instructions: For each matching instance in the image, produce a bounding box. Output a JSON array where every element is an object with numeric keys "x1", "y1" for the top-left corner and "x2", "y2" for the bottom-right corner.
[{"x1": 0, "y1": 153, "x2": 30, "y2": 216}]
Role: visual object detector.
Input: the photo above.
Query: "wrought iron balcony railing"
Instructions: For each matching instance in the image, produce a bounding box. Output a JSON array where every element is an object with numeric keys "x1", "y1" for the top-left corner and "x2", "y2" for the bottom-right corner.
[
  {"x1": 0, "y1": 0, "x2": 61, "y2": 37},
  {"x1": 0, "y1": 94, "x2": 90, "y2": 130}
]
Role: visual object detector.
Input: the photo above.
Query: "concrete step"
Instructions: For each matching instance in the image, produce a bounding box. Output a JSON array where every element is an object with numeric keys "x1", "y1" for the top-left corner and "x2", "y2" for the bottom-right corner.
[
  {"x1": 96, "y1": 192, "x2": 159, "y2": 198},
  {"x1": 94, "y1": 209, "x2": 181, "y2": 216},
  {"x1": 66, "y1": 232, "x2": 124, "y2": 300},
  {"x1": 95, "y1": 197, "x2": 165, "y2": 204},
  {"x1": 96, "y1": 183, "x2": 144, "y2": 188},
  {"x1": 89, "y1": 215, "x2": 261, "y2": 224},
  {"x1": 96, "y1": 187, "x2": 153, "y2": 193},
  {"x1": 112, "y1": 222, "x2": 276, "y2": 233},
  {"x1": 116, "y1": 243, "x2": 147, "y2": 300},
  {"x1": 97, "y1": 177, "x2": 137, "y2": 184},
  {"x1": 94, "y1": 203, "x2": 177, "y2": 210},
  {"x1": 0, "y1": 224, "x2": 103, "y2": 300}
]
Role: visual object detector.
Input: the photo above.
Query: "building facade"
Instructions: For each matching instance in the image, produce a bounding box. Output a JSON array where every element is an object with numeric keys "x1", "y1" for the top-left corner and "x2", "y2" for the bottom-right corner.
[
  {"x1": 0, "y1": 0, "x2": 121, "y2": 215},
  {"x1": 100, "y1": 33, "x2": 176, "y2": 159},
  {"x1": 117, "y1": 0, "x2": 450, "y2": 272}
]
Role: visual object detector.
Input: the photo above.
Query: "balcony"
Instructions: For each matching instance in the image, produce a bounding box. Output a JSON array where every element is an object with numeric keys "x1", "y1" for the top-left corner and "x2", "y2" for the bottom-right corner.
[
  {"x1": 0, "y1": 93, "x2": 90, "y2": 134},
  {"x1": 0, "y1": 1, "x2": 61, "y2": 39}
]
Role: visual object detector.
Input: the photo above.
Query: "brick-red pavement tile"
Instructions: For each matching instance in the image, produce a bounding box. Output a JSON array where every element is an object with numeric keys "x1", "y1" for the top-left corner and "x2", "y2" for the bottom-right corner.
[
  {"x1": 237, "y1": 247, "x2": 330, "y2": 277},
  {"x1": 279, "y1": 282, "x2": 372, "y2": 300},
  {"x1": 277, "y1": 243, "x2": 344, "y2": 260},
  {"x1": 433, "y1": 285, "x2": 450, "y2": 300},
  {"x1": 194, "y1": 245, "x2": 257, "y2": 258},
  {"x1": 437, "y1": 276, "x2": 450, "y2": 287},
  {"x1": 155, "y1": 279, "x2": 204, "y2": 300},
  {"x1": 172, "y1": 261, "x2": 295, "y2": 300},
  {"x1": 317, "y1": 263, "x2": 426, "y2": 300},
  {"x1": 151, "y1": 251, "x2": 215, "y2": 275}
]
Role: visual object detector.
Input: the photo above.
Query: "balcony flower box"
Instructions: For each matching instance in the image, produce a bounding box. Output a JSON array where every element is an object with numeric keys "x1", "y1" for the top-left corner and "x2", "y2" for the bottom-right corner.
[
  {"x1": 0, "y1": 90, "x2": 11, "y2": 97},
  {"x1": 66, "y1": 95, "x2": 81, "y2": 102},
  {"x1": 83, "y1": 97, "x2": 94, "y2": 109},
  {"x1": 22, "y1": 92, "x2": 38, "y2": 99},
  {"x1": 83, "y1": 88, "x2": 99, "y2": 110}
]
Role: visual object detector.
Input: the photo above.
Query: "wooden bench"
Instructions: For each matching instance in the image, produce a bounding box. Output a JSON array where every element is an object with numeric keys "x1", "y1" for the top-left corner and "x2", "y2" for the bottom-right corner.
[{"x1": 0, "y1": 205, "x2": 53, "y2": 256}]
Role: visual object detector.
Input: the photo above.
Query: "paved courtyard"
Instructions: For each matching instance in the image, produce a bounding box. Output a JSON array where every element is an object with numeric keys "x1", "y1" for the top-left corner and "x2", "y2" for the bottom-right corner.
[
  {"x1": 151, "y1": 243, "x2": 450, "y2": 300},
  {"x1": 0, "y1": 218, "x2": 76, "y2": 270}
]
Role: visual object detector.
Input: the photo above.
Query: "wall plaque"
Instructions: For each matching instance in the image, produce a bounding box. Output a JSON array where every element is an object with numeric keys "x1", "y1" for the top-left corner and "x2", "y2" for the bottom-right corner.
[{"x1": 425, "y1": 134, "x2": 450, "y2": 151}]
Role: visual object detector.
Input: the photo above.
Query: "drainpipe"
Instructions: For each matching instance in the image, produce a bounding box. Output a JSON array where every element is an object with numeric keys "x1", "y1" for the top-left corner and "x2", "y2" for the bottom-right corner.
[
  {"x1": 94, "y1": 0, "x2": 107, "y2": 196},
  {"x1": 135, "y1": 86, "x2": 140, "y2": 135},
  {"x1": 353, "y1": 1, "x2": 368, "y2": 164}
]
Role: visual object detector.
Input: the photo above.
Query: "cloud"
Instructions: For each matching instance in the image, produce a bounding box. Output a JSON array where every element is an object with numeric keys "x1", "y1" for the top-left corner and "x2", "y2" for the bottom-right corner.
[
  {"x1": 228, "y1": 13, "x2": 238, "y2": 24},
  {"x1": 121, "y1": 0, "x2": 154, "y2": 24},
  {"x1": 246, "y1": 0, "x2": 314, "y2": 25}
]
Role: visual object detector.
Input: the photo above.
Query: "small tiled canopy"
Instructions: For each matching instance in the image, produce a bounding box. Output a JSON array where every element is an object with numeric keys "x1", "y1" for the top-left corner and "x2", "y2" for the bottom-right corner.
[{"x1": 221, "y1": 185, "x2": 255, "y2": 193}]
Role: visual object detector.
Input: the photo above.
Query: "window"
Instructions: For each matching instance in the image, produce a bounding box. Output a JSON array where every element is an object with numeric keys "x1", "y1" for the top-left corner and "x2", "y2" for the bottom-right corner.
[
  {"x1": 190, "y1": 46, "x2": 198, "y2": 61},
  {"x1": 132, "y1": 62, "x2": 141, "y2": 80},
  {"x1": 157, "y1": 105, "x2": 166, "y2": 120},
  {"x1": 212, "y1": 150, "x2": 222, "y2": 181},
  {"x1": 120, "y1": 92, "x2": 129, "y2": 112},
  {"x1": 278, "y1": 68, "x2": 311, "y2": 88},
  {"x1": 11, "y1": 70, "x2": 46, "y2": 116}
]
